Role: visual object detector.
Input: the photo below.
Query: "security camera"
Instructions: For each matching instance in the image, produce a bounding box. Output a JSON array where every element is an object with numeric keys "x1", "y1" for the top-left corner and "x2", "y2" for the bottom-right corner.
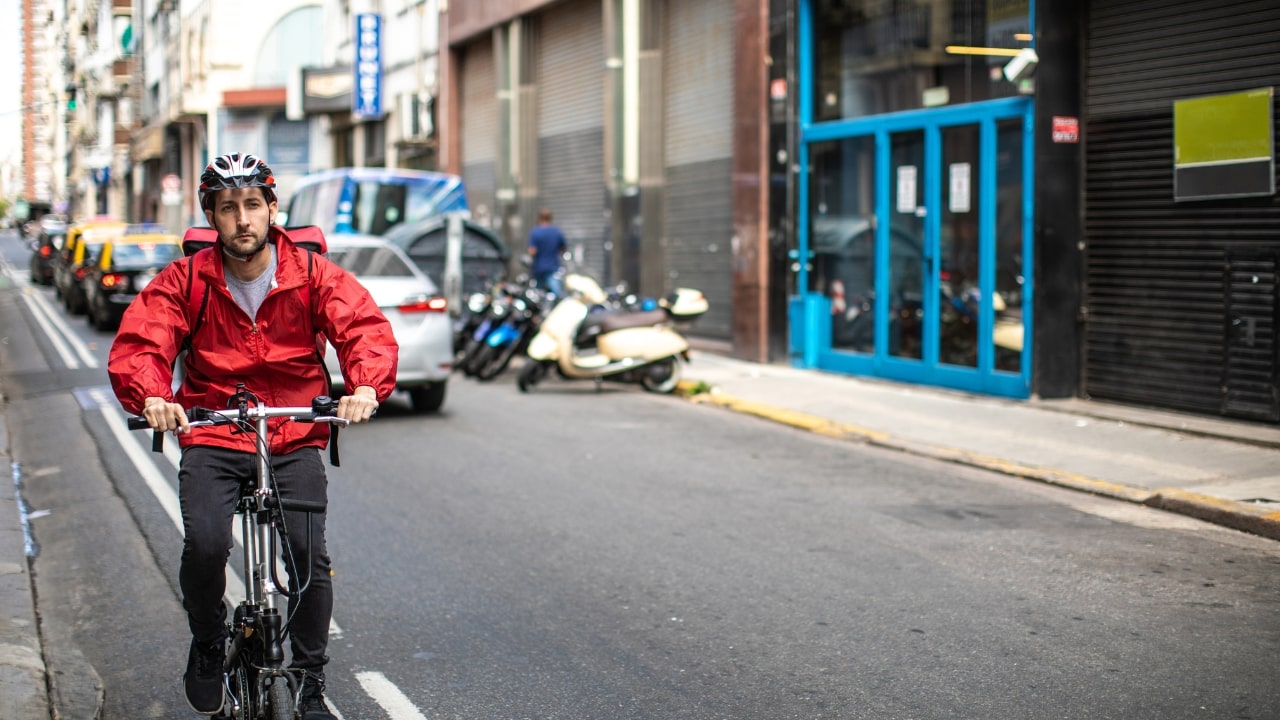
[{"x1": 1003, "y1": 48, "x2": 1039, "y2": 83}]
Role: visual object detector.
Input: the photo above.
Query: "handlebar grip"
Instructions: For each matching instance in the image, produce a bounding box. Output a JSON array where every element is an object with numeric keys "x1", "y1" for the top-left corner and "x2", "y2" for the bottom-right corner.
[
  {"x1": 264, "y1": 496, "x2": 327, "y2": 514},
  {"x1": 127, "y1": 416, "x2": 151, "y2": 431}
]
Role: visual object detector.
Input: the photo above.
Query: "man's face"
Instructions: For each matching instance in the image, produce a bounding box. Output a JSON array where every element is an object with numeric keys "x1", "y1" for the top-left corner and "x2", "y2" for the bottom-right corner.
[{"x1": 204, "y1": 187, "x2": 276, "y2": 258}]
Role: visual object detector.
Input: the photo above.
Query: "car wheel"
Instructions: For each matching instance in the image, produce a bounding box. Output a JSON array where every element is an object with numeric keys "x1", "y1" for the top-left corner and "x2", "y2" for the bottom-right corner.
[
  {"x1": 408, "y1": 383, "x2": 446, "y2": 413},
  {"x1": 92, "y1": 301, "x2": 115, "y2": 331}
]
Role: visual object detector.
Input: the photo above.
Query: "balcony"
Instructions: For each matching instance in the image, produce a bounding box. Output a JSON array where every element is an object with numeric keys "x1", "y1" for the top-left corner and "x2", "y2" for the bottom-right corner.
[{"x1": 113, "y1": 0, "x2": 132, "y2": 14}]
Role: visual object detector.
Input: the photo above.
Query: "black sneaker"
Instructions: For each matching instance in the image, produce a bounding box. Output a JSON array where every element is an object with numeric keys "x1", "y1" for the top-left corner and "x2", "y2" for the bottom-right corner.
[
  {"x1": 183, "y1": 636, "x2": 226, "y2": 715},
  {"x1": 299, "y1": 674, "x2": 336, "y2": 720}
]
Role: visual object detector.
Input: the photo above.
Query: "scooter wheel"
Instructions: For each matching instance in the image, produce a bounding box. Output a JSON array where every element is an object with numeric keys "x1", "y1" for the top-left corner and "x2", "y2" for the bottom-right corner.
[
  {"x1": 517, "y1": 360, "x2": 548, "y2": 393},
  {"x1": 640, "y1": 356, "x2": 682, "y2": 394}
]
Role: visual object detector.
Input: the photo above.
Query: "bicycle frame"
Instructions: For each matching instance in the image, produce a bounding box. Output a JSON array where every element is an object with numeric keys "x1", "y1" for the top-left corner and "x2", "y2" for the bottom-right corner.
[{"x1": 130, "y1": 387, "x2": 347, "y2": 720}]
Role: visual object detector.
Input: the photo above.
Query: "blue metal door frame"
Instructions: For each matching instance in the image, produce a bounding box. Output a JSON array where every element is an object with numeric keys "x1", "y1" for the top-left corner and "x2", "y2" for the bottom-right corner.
[{"x1": 795, "y1": 1, "x2": 1035, "y2": 399}]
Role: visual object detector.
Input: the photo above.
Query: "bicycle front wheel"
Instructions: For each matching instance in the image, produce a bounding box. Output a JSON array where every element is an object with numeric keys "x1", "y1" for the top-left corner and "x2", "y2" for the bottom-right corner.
[{"x1": 268, "y1": 679, "x2": 294, "y2": 720}]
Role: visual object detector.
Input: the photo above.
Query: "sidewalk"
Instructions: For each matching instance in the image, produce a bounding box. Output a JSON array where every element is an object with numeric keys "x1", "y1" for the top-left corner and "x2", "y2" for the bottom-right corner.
[
  {"x1": 678, "y1": 351, "x2": 1280, "y2": 542},
  {"x1": 0, "y1": 409, "x2": 47, "y2": 720}
]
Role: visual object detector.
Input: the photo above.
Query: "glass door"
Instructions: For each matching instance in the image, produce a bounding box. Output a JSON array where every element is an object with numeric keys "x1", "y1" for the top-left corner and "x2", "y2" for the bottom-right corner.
[
  {"x1": 888, "y1": 130, "x2": 926, "y2": 361},
  {"x1": 799, "y1": 98, "x2": 1033, "y2": 397},
  {"x1": 939, "y1": 123, "x2": 982, "y2": 369}
]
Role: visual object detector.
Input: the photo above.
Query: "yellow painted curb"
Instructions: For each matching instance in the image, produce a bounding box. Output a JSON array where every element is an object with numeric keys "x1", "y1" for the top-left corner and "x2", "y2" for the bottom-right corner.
[{"x1": 1148, "y1": 488, "x2": 1280, "y2": 541}]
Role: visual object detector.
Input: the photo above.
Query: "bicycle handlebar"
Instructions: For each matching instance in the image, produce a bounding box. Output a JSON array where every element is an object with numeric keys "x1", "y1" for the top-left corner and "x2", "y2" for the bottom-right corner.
[
  {"x1": 126, "y1": 396, "x2": 351, "y2": 432},
  {"x1": 125, "y1": 395, "x2": 347, "y2": 515}
]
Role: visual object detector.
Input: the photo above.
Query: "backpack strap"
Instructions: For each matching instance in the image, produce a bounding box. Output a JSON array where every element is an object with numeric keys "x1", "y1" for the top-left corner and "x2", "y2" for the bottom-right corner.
[{"x1": 181, "y1": 254, "x2": 211, "y2": 356}]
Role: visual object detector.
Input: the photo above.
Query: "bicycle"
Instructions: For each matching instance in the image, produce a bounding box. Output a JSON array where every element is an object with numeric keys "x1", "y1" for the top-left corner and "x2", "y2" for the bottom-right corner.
[{"x1": 129, "y1": 385, "x2": 349, "y2": 720}]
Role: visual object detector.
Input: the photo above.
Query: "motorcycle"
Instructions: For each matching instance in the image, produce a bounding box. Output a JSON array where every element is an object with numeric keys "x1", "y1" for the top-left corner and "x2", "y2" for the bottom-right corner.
[
  {"x1": 454, "y1": 280, "x2": 525, "y2": 371},
  {"x1": 516, "y1": 273, "x2": 708, "y2": 394},
  {"x1": 464, "y1": 283, "x2": 551, "y2": 381}
]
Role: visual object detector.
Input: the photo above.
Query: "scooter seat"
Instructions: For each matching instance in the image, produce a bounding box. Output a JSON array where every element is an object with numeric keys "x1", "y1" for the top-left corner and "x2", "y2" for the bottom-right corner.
[
  {"x1": 599, "y1": 308, "x2": 669, "y2": 334},
  {"x1": 575, "y1": 314, "x2": 608, "y2": 348}
]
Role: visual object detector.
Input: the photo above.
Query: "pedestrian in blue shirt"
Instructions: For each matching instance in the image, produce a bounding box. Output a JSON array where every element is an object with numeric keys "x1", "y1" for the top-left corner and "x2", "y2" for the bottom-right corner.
[{"x1": 527, "y1": 208, "x2": 567, "y2": 295}]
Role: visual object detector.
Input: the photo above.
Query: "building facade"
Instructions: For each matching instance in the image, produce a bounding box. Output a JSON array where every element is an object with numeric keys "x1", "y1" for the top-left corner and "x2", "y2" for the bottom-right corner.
[
  {"x1": 790, "y1": 0, "x2": 1280, "y2": 425},
  {"x1": 26, "y1": 0, "x2": 1280, "y2": 425},
  {"x1": 440, "y1": 0, "x2": 778, "y2": 355},
  {"x1": 20, "y1": 0, "x2": 70, "y2": 216}
]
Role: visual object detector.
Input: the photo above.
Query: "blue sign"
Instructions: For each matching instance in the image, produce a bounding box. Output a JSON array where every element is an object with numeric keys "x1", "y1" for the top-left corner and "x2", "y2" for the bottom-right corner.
[{"x1": 353, "y1": 13, "x2": 383, "y2": 119}]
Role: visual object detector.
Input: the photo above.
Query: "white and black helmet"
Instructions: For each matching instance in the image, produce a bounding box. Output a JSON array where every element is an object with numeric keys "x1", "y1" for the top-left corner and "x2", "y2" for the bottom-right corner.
[{"x1": 198, "y1": 153, "x2": 277, "y2": 210}]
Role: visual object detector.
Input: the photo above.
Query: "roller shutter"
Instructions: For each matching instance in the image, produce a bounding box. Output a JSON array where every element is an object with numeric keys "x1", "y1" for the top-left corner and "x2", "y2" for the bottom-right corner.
[
  {"x1": 461, "y1": 35, "x2": 498, "y2": 235},
  {"x1": 1083, "y1": 0, "x2": 1280, "y2": 421},
  {"x1": 536, "y1": 0, "x2": 606, "y2": 279},
  {"x1": 664, "y1": 0, "x2": 733, "y2": 339}
]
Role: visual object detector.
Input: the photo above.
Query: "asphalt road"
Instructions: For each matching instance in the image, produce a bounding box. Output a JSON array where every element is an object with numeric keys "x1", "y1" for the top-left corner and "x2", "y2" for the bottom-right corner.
[{"x1": 3, "y1": 228, "x2": 1279, "y2": 719}]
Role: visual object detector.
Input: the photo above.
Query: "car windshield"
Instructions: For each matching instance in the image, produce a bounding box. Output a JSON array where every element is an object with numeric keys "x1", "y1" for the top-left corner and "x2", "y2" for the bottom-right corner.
[
  {"x1": 113, "y1": 242, "x2": 183, "y2": 269},
  {"x1": 328, "y1": 246, "x2": 416, "y2": 278}
]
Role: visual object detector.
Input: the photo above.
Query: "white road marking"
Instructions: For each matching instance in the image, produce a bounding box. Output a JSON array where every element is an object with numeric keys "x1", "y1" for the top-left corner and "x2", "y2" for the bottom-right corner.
[
  {"x1": 25, "y1": 287, "x2": 99, "y2": 368},
  {"x1": 20, "y1": 290, "x2": 81, "y2": 368},
  {"x1": 356, "y1": 671, "x2": 429, "y2": 720}
]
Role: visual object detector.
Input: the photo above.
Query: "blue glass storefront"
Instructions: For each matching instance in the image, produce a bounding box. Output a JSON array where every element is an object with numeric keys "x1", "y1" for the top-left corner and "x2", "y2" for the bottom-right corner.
[{"x1": 791, "y1": 0, "x2": 1037, "y2": 399}]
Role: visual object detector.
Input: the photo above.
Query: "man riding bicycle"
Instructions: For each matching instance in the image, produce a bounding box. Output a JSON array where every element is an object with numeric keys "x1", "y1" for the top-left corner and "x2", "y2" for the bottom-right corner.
[{"x1": 108, "y1": 153, "x2": 398, "y2": 718}]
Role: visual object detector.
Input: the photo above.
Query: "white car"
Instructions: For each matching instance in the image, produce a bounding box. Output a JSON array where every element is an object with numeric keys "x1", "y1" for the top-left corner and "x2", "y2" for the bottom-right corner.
[{"x1": 323, "y1": 235, "x2": 452, "y2": 413}]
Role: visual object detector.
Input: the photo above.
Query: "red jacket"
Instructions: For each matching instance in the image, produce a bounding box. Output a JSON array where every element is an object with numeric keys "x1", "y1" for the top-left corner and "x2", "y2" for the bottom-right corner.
[{"x1": 108, "y1": 226, "x2": 398, "y2": 455}]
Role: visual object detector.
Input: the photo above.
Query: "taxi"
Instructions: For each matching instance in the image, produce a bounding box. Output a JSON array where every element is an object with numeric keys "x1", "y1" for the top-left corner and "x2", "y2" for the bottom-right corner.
[
  {"x1": 55, "y1": 217, "x2": 127, "y2": 313},
  {"x1": 83, "y1": 226, "x2": 183, "y2": 331}
]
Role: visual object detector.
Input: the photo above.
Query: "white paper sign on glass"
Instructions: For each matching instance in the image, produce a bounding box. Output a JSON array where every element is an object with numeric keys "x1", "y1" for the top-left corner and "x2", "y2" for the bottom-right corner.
[
  {"x1": 949, "y1": 162, "x2": 971, "y2": 213},
  {"x1": 896, "y1": 166, "x2": 917, "y2": 214}
]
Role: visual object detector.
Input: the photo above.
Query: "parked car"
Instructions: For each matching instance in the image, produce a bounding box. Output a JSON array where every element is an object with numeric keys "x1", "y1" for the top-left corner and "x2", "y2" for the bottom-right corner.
[
  {"x1": 27, "y1": 218, "x2": 68, "y2": 285},
  {"x1": 323, "y1": 235, "x2": 452, "y2": 413},
  {"x1": 82, "y1": 229, "x2": 184, "y2": 330},
  {"x1": 281, "y1": 167, "x2": 468, "y2": 237},
  {"x1": 56, "y1": 218, "x2": 127, "y2": 313}
]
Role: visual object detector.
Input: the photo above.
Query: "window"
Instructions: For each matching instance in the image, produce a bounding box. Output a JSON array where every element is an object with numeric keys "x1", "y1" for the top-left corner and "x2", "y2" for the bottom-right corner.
[{"x1": 811, "y1": 0, "x2": 1029, "y2": 121}]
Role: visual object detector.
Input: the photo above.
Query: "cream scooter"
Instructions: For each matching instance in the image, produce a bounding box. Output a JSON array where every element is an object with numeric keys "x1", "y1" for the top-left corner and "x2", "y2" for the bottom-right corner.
[{"x1": 516, "y1": 273, "x2": 708, "y2": 394}]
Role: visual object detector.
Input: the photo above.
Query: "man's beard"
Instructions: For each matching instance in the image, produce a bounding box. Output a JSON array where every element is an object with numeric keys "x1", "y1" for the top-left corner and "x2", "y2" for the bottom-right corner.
[{"x1": 222, "y1": 233, "x2": 269, "y2": 262}]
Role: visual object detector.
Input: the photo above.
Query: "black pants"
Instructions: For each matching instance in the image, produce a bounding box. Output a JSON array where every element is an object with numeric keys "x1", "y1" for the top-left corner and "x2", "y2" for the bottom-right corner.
[{"x1": 178, "y1": 445, "x2": 332, "y2": 672}]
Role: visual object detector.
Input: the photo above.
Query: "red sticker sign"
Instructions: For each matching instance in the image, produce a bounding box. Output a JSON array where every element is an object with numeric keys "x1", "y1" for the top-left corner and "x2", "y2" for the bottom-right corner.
[{"x1": 1052, "y1": 116, "x2": 1079, "y2": 144}]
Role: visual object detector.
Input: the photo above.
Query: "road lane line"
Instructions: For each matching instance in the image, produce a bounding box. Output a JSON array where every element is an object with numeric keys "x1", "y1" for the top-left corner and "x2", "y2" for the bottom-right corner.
[
  {"x1": 356, "y1": 672, "x2": 428, "y2": 720},
  {"x1": 101, "y1": 403, "x2": 250, "y2": 606},
  {"x1": 25, "y1": 288, "x2": 99, "y2": 368},
  {"x1": 21, "y1": 290, "x2": 80, "y2": 368}
]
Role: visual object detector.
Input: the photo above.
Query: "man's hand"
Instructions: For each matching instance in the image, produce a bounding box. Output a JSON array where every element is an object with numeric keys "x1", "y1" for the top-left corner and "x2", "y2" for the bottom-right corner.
[
  {"x1": 337, "y1": 385, "x2": 379, "y2": 424},
  {"x1": 143, "y1": 396, "x2": 190, "y2": 434}
]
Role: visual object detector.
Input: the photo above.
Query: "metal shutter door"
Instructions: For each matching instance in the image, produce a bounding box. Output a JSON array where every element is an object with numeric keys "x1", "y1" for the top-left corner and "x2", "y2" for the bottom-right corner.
[
  {"x1": 536, "y1": 0, "x2": 606, "y2": 279},
  {"x1": 1083, "y1": 0, "x2": 1280, "y2": 419},
  {"x1": 664, "y1": 0, "x2": 733, "y2": 339},
  {"x1": 461, "y1": 35, "x2": 498, "y2": 232}
]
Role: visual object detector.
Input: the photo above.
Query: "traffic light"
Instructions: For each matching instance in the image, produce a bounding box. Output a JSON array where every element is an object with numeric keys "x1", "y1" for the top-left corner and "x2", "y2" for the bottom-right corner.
[{"x1": 65, "y1": 83, "x2": 77, "y2": 112}]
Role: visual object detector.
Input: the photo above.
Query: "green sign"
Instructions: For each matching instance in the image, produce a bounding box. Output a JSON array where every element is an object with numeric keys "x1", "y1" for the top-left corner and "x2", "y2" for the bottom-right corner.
[{"x1": 1173, "y1": 87, "x2": 1274, "y2": 201}]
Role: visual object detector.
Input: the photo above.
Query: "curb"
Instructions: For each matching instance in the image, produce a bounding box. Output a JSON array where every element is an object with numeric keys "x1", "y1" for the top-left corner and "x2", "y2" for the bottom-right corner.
[{"x1": 676, "y1": 381, "x2": 1280, "y2": 542}]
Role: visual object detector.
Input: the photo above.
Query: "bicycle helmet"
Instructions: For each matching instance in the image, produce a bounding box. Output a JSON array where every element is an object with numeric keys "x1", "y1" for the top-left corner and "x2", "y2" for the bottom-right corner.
[{"x1": 198, "y1": 153, "x2": 277, "y2": 211}]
